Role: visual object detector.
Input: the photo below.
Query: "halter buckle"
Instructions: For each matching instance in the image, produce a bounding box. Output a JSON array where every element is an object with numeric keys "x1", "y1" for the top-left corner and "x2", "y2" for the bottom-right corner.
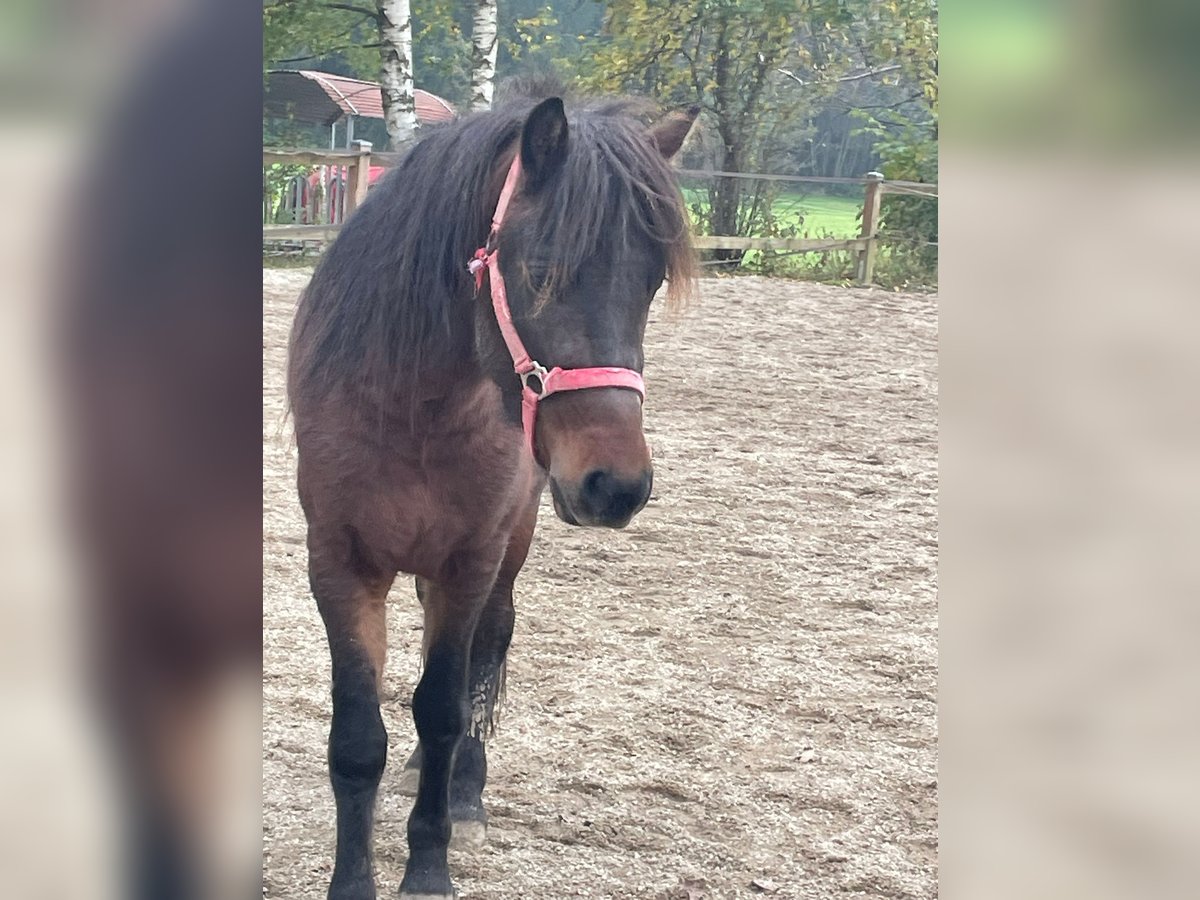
[
  {"x1": 468, "y1": 248, "x2": 490, "y2": 295},
  {"x1": 520, "y1": 362, "x2": 551, "y2": 399}
]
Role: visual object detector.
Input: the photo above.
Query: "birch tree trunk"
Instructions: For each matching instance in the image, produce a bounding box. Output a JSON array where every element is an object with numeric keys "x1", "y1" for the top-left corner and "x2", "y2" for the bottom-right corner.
[
  {"x1": 376, "y1": 0, "x2": 418, "y2": 148},
  {"x1": 470, "y1": 0, "x2": 499, "y2": 111}
]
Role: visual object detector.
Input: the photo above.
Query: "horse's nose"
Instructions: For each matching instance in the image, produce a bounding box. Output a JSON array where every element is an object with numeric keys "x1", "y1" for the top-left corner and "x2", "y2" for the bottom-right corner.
[{"x1": 578, "y1": 468, "x2": 652, "y2": 526}]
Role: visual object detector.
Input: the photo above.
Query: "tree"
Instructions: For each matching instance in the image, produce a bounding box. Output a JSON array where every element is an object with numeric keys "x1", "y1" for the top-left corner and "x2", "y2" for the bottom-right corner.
[
  {"x1": 263, "y1": 0, "x2": 604, "y2": 119},
  {"x1": 410, "y1": 3, "x2": 471, "y2": 108},
  {"x1": 263, "y1": 0, "x2": 383, "y2": 79},
  {"x1": 851, "y1": 0, "x2": 938, "y2": 284},
  {"x1": 471, "y1": 0, "x2": 499, "y2": 110},
  {"x1": 377, "y1": 0, "x2": 419, "y2": 147},
  {"x1": 580, "y1": 0, "x2": 936, "y2": 269},
  {"x1": 264, "y1": 1, "x2": 419, "y2": 148},
  {"x1": 581, "y1": 0, "x2": 839, "y2": 248}
]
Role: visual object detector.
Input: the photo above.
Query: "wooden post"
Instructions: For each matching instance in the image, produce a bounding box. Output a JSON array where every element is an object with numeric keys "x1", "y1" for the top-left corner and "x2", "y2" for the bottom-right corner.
[
  {"x1": 344, "y1": 140, "x2": 373, "y2": 218},
  {"x1": 856, "y1": 171, "x2": 884, "y2": 285}
]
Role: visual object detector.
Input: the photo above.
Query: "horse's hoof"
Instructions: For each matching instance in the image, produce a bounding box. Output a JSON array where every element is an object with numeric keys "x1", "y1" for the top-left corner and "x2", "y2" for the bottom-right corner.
[
  {"x1": 449, "y1": 818, "x2": 487, "y2": 850},
  {"x1": 397, "y1": 765, "x2": 420, "y2": 797},
  {"x1": 328, "y1": 873, "x2": 376, "y2": 900},
  {"x1": 398, "y1": 863, "x2": 454, "y2": 899}
]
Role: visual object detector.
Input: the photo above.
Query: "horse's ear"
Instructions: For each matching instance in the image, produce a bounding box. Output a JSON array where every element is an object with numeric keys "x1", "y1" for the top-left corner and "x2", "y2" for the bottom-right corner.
[
  {"x1": 648, "y1": 105, "x2": 701, "y2": 160},
  {"x1": 520, "y1": 97, "x2": 569, "y2": 189}
]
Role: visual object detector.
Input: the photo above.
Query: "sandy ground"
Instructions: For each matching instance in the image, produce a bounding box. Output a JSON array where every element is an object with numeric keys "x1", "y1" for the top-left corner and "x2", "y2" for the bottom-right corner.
[{"x1": 263, "y1": 269, "x2": 938, "y2": 900}]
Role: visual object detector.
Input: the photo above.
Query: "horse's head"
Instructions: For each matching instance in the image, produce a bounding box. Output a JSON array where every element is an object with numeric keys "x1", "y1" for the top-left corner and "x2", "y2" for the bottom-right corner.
[{"x1": 488, "y1": 97, "x2": 698, "y2": 528}]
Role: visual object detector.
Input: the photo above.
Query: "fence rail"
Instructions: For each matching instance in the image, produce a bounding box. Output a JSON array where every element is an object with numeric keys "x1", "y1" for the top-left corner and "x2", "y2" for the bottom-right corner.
[
  {"x1": 263, "y1": 143, "x2": 374, "y2": 228},
  {"x1": 264, "y1": 146, "x2": 936, "y2": 284},
  {"x1": 692, "y1": 235, "x2": 869, "y2": 252},
  {"x1": 677, "y1": 168, "x2": 936, "y2": 194},
  {"x1": 263, "y1": 149, "x2": 367, "y2": 166}
]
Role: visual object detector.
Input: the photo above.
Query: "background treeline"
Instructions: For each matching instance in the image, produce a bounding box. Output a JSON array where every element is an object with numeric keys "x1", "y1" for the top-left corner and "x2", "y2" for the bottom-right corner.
[{"x1": 264, "y1": 1, "x2": 937, "y2": 286}]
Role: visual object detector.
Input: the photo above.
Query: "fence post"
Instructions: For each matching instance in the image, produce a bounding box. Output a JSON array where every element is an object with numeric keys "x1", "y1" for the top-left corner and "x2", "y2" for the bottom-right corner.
[
  {"x1": 857, "y1": 171, "x2": 884, "y2": 285},
  {"x1": 345, "y1": 140, "x2": 373, "y2": 218}
]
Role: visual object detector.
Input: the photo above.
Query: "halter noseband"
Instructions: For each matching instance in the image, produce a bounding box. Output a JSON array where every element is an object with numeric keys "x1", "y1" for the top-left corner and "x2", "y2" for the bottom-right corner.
[{"x1": 468, "y1": 153, "x2": 646, "y2": 464}]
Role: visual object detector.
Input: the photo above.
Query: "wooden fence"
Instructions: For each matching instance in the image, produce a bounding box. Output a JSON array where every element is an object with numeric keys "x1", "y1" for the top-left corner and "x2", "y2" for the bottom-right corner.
[
  {"x1": 263, "y1": 144, "x2": 374, "y2": 228},
  {"x1": 263, "y1": 143, "x2": 936, "y2": 285}
]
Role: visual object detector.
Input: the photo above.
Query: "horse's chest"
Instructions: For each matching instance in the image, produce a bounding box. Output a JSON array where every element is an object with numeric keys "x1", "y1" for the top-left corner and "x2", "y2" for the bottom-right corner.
[{"x1": 373, "y1": 417, "x2": 534, "y2": 574}]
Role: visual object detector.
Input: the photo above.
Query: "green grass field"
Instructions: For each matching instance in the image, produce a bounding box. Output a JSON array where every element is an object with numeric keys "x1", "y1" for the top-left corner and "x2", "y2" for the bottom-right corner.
[{"x1": 682, "y1": 187, "x2": 863, "y2": 238}]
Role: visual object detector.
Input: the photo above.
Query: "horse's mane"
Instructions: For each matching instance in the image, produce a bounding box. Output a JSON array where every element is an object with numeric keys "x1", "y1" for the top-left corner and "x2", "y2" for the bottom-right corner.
[{"x1": 289, "y1": 83, "x2": 695, "y2": 401}]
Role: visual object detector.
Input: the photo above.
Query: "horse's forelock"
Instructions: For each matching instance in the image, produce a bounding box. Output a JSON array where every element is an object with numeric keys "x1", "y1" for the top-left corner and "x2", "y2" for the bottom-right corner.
[{"x1": 516, "y1": 107, "x2": 696, "y2": 311}]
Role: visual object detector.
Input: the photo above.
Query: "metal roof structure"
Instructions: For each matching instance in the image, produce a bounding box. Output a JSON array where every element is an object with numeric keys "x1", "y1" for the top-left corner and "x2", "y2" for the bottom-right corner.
[{"x1": 264, "y1": 70, "x2": 456, "y2": 126}]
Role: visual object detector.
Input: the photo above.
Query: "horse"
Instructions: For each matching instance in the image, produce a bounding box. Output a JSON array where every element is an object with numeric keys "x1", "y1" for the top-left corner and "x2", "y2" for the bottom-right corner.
[{"x1": 287, "y1": 89, "x2": 699, "y2": 899}]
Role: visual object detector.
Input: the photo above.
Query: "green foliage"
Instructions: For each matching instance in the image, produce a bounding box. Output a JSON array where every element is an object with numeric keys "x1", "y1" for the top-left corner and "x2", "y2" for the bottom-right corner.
[
  {"x1": 491, "y1": 2, "x2": 604, "y2": 85},
  {"x1": 263, "y1": 1, "x2": 605, "y2": 109},
  {"x1": 576, "y1": 0, "x2": 936, "y2": 261},
  {"x1": 852, "y1": 0, "x2": 938, "y2": 287},
  {"x1": 778, "y1": 0, "x2": 941, "y2": 286},
  {"x1": 263, "y1": 164, "x2": 312, "y2": 225},
  {"x1": 263, "y1": 0, "x2": 380, "y2": 78},
  {"x1": 263, "y1": 105, "x2": 323, "y2": 149},
  {"x1": 411, "y1": 1, "x2": 471, "y2": 106},
  {"x1": 874, "y1": 132, "x2": 937, "y2": 287},
  {"x1": 504, "y1": 4, "x2": 561, "y2": 64},
  {"x1": 577, "y1": 0, "x2": 818, "y2": 244}
]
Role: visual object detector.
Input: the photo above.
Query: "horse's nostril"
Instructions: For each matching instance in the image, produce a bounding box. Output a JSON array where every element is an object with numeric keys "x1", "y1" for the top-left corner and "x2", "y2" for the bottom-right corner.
[
  {"x1": 579, "y1": 469, "x2": 651, "y2": 523},
  {"x1": 582, "y1": 469, "x2": 614, "y2": 504}
]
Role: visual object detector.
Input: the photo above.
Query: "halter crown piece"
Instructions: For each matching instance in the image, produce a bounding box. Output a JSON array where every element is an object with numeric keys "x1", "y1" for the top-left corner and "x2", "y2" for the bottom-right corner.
[{"x1": 468, "y1": 153, "x2": 647, "y2": 463}]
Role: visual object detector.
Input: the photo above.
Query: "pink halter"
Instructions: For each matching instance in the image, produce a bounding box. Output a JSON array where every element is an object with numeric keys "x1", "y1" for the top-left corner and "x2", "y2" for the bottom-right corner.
[{"x1": 468, "y1": 153, "x2": 646, "y2": 462}]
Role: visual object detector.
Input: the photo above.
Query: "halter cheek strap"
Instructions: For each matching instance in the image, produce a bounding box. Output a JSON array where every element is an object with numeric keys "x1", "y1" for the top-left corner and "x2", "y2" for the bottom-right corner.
[{"x1": 468, "y1": 154, "x2": 646, "y2": 463}]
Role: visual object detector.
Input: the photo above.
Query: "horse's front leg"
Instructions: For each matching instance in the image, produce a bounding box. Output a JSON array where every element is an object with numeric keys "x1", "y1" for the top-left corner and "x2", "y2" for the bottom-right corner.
[
  {"x1": 398, "y1": 579, "x2": 514, "y2": 848},
  {"x1": 449, "y1": 496, "x2": 537, "y2": 846},
  {"x1": 400, "y1": 497, "x2": 538, "y2": 848},
  {"x1": 399, "y1": 561, "x2": 496, "y2": 900},
  {"x1": 309, "y1": 526, "x2": 394, "y2": 900}
]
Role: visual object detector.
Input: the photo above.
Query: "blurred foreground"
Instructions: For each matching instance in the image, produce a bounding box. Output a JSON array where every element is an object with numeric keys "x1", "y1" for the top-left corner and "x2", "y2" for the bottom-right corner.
[
  {"x1": 942, "y1": 2, "x2": 1200, "y2": 899},
  {"x1": 1, "y1": 1, "x2": 261, "y2": 897}
]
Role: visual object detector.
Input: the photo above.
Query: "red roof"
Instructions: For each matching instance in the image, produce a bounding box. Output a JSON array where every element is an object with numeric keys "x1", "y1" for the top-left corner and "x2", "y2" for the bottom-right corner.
[{"x1": 264, "y1": 70, "x2": 456, "y2": 126}]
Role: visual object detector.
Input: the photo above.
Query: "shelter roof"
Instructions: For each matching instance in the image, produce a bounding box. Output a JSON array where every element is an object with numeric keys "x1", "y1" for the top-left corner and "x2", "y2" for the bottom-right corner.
[{"x1": 264, "y1": 70, "x2": 456, "y2": 126}]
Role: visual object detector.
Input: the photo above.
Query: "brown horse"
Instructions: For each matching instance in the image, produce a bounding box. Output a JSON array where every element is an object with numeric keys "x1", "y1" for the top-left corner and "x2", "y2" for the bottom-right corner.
[{"x1": 288, "y1": 89, "x2": 698, "y2": 899}]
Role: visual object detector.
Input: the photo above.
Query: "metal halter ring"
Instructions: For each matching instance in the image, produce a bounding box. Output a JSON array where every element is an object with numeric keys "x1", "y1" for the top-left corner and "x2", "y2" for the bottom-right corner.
[{"x1": 520, "y1": 362, "x2": 551, "y2": 398}]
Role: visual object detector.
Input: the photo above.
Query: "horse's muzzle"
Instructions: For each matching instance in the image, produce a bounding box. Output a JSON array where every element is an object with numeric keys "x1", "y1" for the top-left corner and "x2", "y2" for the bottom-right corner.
[{"x1": 549, "y1": 467, "x2": 652, "y2": 528}]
